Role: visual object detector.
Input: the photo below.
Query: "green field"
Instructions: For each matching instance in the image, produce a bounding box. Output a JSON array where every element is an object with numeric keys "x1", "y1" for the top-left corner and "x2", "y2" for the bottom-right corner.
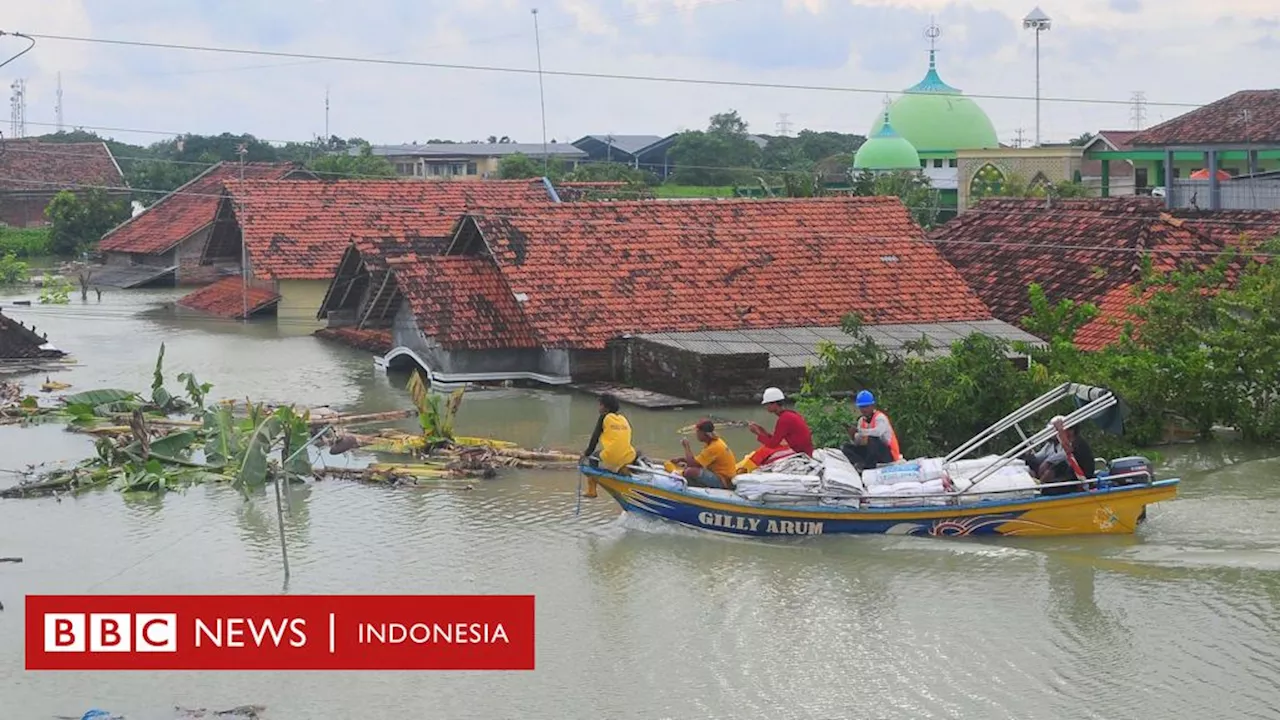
[
  {"x1": 0, "y1": 226, "x2": 53, "y2": 258},
  {"x1": 652, "y1": 185, "x2": 737, "y2": 198}
]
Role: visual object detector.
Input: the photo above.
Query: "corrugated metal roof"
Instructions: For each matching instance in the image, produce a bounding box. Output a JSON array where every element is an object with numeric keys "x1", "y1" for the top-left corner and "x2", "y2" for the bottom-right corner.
[{"x1": 636, "y1": 320, "x2": 1042, "y2": 369}]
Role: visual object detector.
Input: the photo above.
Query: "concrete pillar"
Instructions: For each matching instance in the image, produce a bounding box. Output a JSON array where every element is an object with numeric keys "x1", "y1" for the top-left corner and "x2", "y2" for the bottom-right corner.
[
  {"x1": 1249, "y1": 150, "x2": 1260, "y2": 175},
  {"x1": 1155, "y1": 159, "x2": 1165, "y2": 188},
  {"x1": 1163, "y1": 149, "x2": 1174, "y2": 208},
  {"x1": 1208, "y1": 150, "x2": 1221, "y2": 210},
  {"x1": 1101, "y1": 160, "x2": 1110, "y2": 198}
]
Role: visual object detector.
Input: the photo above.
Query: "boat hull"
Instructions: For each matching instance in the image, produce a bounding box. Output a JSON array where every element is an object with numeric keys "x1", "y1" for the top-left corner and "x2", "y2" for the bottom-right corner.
[{"x1": 584, "y1": 469, "x2": 1179, "y2": 538}]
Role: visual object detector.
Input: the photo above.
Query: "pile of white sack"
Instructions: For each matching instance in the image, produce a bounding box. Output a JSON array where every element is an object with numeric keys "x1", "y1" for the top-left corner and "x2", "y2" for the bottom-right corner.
[
  {"x1": 731, "y1": 450, "x2": 866, "y2": 503},
  {"x1": 861, "y1": 455, "x2": 1039, "y2": 506}
]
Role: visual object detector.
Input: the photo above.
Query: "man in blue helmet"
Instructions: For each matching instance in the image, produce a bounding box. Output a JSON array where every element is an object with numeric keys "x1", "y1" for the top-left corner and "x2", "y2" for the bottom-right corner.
[{"x1": 841, "y1": 390, "x2": 902, "y2": 471}]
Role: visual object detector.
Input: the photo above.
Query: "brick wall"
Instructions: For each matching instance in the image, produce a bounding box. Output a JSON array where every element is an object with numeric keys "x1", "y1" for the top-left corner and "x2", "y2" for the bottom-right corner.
[
  {"x1": 616, "y1": 338, "x2": 806, "y2": 405},
  {"x1": 569, "y1": 349, "x2": 612, "y2": 382},
  {"x1": 0, "y1": 193, "x2": 55, "y2": 227}
]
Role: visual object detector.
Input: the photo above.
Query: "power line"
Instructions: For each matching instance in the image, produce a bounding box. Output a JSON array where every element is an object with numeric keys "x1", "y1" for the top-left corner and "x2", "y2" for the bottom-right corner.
[{"x1": 18, "y1": 31, "x2": 1204, "y2": 110}]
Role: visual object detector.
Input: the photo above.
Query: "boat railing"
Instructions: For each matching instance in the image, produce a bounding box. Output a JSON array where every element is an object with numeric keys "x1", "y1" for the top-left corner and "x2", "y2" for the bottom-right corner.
[
  {"x1": 944, "y1": 382, "x2": 1073, "y2": 464},
  {"x1": 957, "y1": 392, "x2": 1118, "y2": 495}
]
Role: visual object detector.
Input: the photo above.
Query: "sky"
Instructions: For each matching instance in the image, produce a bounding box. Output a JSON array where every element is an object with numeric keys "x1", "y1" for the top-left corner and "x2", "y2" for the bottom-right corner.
[{"x1": 2, "y1": 0, "x2": 1278, "y2": 150}]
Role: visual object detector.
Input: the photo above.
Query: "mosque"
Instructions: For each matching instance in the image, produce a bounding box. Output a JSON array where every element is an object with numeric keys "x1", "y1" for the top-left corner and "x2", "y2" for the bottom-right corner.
[{"x1": 853, "y1": 26, "x2": 1002, "y2": 214}]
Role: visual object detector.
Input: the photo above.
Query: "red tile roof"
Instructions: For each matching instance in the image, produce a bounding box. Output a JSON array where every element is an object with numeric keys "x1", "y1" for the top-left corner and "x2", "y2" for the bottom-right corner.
[
  {"x1": 443, "y1": 196, "x2": 991, "y2": 349},
  {"x1": 177, "y1": 277, "x2": 280, "y2": 318},
  {"x1": 389, "y1": 254, "x2": 540, "y2": 349},
  {"x1": 1130, "y1": 90, "x2": 1280, "y2": 146},
  {"x1": 0, "y1": 139, "x2": 122, "y2": 193},
  {"x1": 1172, "y1": 209, "x2": 1280, "y2": 251},
  {"x1": 100, "y1": 162, "x2": 303, "y2": 254},
  {"x1": 1095, "y1": 131, "x2": 1139, "y2": 151},
  {"x1": 314, "y1": 327, "x2": 394, "y2": 354},
  {"x1": 931, "y1": 198, "x2": 1227, "y2": 349},
  {"x1": 225, "y1": 179, "x2": 554, "y2": 280}
]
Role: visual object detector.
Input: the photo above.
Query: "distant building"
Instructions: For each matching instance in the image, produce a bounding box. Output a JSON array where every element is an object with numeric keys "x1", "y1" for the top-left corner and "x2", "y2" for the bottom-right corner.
[
  {"x1": 318, "y1": 196, "x2": 1038, "y2": 403},
  {"x1": 1085, "y1": 90, "x2": 1280, "y2": 209},
  {"x1": 0, "y1": 139, "x2": 126, "y2": 227},
  {"x1": 362, "y1": 143, "x2": 587, "y2": 180},
  {"x1": 954, "y1": 145, "x2": 1087, "y2": 211},
  {"x1": 97, "y1": 162, "x2": 313, "y2": 287}
]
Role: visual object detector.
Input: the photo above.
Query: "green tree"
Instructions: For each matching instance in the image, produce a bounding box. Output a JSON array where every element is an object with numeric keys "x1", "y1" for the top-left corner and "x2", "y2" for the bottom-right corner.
[
  {"x1": 307, "y1": 145, "x2": 396, "y2": 179},
  {"x1": 45, "y1": 189, "x2": 131, "y2": 257},
  {"x1": 497, "y1": 153, "x2": 565, "y2": 180},
  {"x1": 972, "y1": 171, "x2": 1092, "y2": 202},
  {"x1": 668, "y1": 109, "x2": 763, "y2": 186},
  {"x1": 0, "y1": 252, "x2": 28, "y2": 285},
  {"x1": 563, "y1": 162, "x2": 653, "y2": 185},
  {"x1": 850, "y1": 170, "x2": 941, "y2": 229},
  {"x1": 1069, "y1": 132, "x2": 1096, "y2": 147}
]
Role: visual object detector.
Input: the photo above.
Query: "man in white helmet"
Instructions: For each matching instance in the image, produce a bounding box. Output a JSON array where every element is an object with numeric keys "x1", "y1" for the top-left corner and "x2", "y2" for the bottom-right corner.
[{"x1": 741, "y1": 387, "x2": 814, "y2": 471}]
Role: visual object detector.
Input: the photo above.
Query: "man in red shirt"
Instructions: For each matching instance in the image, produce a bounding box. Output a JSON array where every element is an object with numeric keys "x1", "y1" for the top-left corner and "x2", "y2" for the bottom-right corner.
[{"x1": 743, "y1": 387, "x2": 815, "y2": 470}]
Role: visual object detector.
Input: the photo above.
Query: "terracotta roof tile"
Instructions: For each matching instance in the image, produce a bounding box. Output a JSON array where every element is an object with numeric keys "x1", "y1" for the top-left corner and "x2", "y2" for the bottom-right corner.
[
  {"x1": 100, "y1": 162, "x2": 302, "y2": 254},
  {"x1": 454, "y1": 196, "x2": 990, "y2": 349},
  {"x1": 177, "y1": 277, "x2": 280, "y2": 318},
  {"x1": 226, "y1": 179, "x2": 554, "y2": 280},
  {"x1": 388, "y1": 255, "x2": 540, "y2": 349},
  {"x1": 314, "y1": 327, "x2": 394, "y2": 355},
  {"x1": 0, "y1": 139, "x2": 122, "y2": 193},
  {"x1": 1172, "y1": 209, "x2": 1280, "y2": 251},
  {"x1": 931, "y1": 198, "x2": 1228, "y2": 348},
  {"x1": 1130, "y1": 90, "x2": 1280, "y2": 146}
]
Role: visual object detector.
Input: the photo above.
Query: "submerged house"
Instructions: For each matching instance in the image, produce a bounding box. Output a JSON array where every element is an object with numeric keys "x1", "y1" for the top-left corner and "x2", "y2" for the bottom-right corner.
[
  {"x1": 0, "y1": 310, "x2": 63, "y2": 360},
  {"x1": 319, "y1": 197, "x2": 1040, "y2": 403},
  {"x1": 183, "y1": 178, "x2": 561, "y2": 330},
  {"x1": 97, "y1": 162, "x2": 313, "y2": 288},
  {"x1": 0, "y1": 139, "x2": 126, "y2": 228},
  {"x1": 930, "y1": 197, "x2": 1266, "y2": 349}
]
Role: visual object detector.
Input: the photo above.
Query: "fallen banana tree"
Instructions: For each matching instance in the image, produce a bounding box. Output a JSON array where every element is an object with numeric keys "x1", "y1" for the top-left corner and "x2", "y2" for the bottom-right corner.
[{"x1": 0, "y1": 347, "x2": 578, "y2": 499}]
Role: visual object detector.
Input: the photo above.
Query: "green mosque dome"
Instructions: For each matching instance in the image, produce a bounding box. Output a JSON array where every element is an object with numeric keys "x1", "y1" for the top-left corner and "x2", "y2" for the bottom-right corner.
[
  {"x1": 868, "y1": 50, "x2": 1000, "y2": 153},
  {"x1": 853, "y1": 112, "x2": 921, "y2": 171}
]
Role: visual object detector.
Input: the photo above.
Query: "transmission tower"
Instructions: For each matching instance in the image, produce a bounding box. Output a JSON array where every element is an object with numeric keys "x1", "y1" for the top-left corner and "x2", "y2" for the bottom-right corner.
[
  {"x1": 775, "y1": 113, "x2": 793, "y2": 137},
  {"x1": 10, "y1": 79, "x2": 26, "y2": 138},
  {"x1": 55, "y1": 73, "x2": 64, "y2": 132},
  {"x1": 1013, "y1": 128, "x2": 1027, "y2": 148},
  {"x1": 1130, "y1": 91, "x2": 1147, "y2": 131}
]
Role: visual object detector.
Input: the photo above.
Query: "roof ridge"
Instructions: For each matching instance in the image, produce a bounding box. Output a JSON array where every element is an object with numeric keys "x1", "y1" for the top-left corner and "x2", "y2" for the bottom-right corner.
[{"x1": 100, "y1": 160, "x2": 232, "y2": 240}]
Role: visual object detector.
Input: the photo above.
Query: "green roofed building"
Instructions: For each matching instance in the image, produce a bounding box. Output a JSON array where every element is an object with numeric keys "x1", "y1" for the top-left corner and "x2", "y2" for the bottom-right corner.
[{"x1": 854, "y1": 111, "x2": 921, "y2": 172}]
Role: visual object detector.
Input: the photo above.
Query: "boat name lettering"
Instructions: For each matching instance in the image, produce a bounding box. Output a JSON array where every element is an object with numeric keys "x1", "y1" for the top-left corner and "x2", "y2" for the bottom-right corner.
[{"x1": 696, "y1": 512, "x2": 822, "y2": 535}]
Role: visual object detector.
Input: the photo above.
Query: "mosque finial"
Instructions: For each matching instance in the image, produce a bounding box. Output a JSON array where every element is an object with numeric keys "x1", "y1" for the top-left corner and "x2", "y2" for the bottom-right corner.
[{"x1": 925, "y1": 17, "x2": 941, "y2": 67}]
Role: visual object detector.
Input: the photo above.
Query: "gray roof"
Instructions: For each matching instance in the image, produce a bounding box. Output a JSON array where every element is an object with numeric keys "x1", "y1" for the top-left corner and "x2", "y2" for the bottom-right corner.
[
  {"x1": 573, "y1": 135, "x2": 667, "y2": 155},
  {"x1": 635, "y1": 320, "x2": 1043, "y2": 369},
  {"x1": 362, "y1": 143, "x2": 588, "y2": 159}
]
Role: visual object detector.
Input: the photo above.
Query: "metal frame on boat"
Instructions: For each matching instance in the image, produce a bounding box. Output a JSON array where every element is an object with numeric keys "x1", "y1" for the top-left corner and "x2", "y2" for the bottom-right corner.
[{"x1": 580, "y1": 383, "x2": 1180, "y2": 538}]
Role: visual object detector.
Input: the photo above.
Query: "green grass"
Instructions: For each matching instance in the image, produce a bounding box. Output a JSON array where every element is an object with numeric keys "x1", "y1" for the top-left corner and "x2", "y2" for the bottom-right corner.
[
  {"x1": 653, "y1": 185, "x2": 737, "y2": 198},
  {"x1": 0, "y1": 226, "x2": 53, "y2": 258}
]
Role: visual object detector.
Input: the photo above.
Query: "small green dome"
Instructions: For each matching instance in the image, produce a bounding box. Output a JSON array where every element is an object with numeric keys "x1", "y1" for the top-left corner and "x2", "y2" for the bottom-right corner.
[
  {"x1": 853, "y1": 113, "x2": 921, "y2": 171},
  {"x1": 868, "y1": 51, "x2": 1000, "y2": 153}
]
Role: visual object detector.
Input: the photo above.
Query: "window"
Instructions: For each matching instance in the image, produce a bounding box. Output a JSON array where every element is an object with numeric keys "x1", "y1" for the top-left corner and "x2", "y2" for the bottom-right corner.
[
  {"x1": 949, "y1": 158, "x2": 958, "y2": 168},
  {"x1": 933, "y1": 159, "x2": 944, "y2": 168},
  {"x1": 1028, "y1": 172, "x2": 1052, "y2": 192},
  {"x1": 920, "y1": 159, "x2": 928, "y2": 168},
  {"x1": 429, "y1": 164, "x2": 444, "y2": 176},
  {"x1": 467, "y1": 162, "x2": 478, "y2": 175},
  {"x1": 450, "y1": 163, "x2": 466, "y2": 176},
  {"x1": 395, "y1": 163, "x2": 412, "y2": 176},
  {"x1": 1135, "y1": 167, "x2": 1149, "y2": 190},
  {"x1": 414, "y1": 164, "x2": 423, "y2": 177},
  {"x1": 969, "y1": 163, "x2": 1006, "y2": 199}
]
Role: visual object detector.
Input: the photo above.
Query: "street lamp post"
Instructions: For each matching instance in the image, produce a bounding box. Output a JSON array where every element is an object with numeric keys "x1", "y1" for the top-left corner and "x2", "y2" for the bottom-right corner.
[{"x1": 1023, "y1": 7, "x2": 1052, "y2": 147}]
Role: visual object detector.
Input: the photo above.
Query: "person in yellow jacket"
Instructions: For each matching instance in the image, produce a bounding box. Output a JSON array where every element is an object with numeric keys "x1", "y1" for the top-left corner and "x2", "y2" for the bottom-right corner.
[{"x1": 580, "y1": 393, "x2": 637, "y2": 498}]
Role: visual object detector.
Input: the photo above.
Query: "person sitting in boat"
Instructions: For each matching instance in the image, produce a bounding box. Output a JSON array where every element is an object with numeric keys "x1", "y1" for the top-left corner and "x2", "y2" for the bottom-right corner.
[
  {"x1": 741, "y1": 387, "x2": 815, "y2": 472},
  {"x1": 580, "y1": 393, "x2": 638, "y2": 498},
  {"x1": 841, "y1": 390, "x2": 902, "y2": 471},
  {"x1": 1035, "y1": 421, "x2": 1096, "y2": 496},
  {"x1": 666, "y1": 419, "x2": 737, "y2": 489}
]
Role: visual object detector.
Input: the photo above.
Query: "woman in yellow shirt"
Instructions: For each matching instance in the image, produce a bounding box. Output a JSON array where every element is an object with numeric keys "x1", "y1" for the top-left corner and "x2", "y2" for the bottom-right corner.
[{"x1": 581, "y1": 393, "x2": 637, "y2": 498}]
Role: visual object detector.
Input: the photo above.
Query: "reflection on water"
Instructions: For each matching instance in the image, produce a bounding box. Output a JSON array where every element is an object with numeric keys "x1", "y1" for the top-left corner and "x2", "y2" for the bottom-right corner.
[{"x1": 2, "y1": 289, "x2": 1280, "y2": 719}]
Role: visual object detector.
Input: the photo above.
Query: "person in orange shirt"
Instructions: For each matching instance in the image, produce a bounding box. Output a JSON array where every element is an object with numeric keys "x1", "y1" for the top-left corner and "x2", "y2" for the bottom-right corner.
[
  {"x1": 841, "y1": 390, "x2": 902, "y2": 471},
  {"x1": 667, "y1": 420, "x2": 737, "y2": 488}
]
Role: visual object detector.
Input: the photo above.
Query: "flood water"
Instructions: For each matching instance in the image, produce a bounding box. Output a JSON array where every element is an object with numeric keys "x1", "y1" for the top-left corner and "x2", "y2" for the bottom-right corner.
[{"x1": 3, "y1": 289, "x2": 1280, "y2": 720}]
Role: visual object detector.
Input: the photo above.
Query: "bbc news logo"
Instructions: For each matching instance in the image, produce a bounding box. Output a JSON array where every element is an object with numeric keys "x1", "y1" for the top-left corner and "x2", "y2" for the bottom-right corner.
[{"x1": 27, "y1": 595, "x2": 535, "y2": 671}]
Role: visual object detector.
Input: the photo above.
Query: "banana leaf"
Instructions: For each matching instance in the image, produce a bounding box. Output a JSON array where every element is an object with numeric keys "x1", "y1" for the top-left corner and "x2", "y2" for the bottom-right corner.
[
  {"x1": 61, "y1": 389, "x2": 138, "y2": 407},
  {"x1": 148, "y1": 431, "x2": 200, "y2": 458},
  {"x1": 236, "y1": 415, "x2": 282, "y2": 488},
  {"x1": 203, "y1": 406, "x2": 242, "y2": 467},
  {"x1": 151, "y1": 343, "x2": 173, "y2": 410}
]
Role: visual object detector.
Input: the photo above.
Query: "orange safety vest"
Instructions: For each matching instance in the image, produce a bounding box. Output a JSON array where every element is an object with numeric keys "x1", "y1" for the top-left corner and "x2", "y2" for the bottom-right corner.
[{"x1": 858, "y1": 410, "x2": 902, "y2": 461}]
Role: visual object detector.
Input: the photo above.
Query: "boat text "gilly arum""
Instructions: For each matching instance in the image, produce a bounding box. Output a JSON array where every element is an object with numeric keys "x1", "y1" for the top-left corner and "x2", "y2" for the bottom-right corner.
[{"x1": 696, "y1": 511, "x2": 823, "y2": 535}]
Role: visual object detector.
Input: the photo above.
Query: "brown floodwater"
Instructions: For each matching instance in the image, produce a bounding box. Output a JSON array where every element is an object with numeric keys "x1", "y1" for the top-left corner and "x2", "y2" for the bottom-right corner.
[{"x1": 2, "y1": 287, "x2": 1279, "y2": 720}]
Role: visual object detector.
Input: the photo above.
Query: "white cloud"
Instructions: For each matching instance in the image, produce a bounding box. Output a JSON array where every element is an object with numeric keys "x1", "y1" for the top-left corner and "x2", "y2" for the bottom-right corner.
[{"x1": 4, "y1": 0, "x2": 1277, "y2": 150}]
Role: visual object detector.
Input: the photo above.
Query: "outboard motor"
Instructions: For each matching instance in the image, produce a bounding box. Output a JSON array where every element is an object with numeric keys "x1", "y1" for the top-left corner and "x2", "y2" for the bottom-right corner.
[{"x1": 1104, "y1": 456, "x2": 1155, "y2": 487}]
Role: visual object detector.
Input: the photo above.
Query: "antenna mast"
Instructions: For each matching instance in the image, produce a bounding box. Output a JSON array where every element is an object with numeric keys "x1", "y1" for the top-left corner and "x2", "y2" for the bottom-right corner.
[
  {"x1": 324, "y1": 85, "x2": 330, "y2": 142},
  {"x1": 55, "y1": 73, "x2": 64, "y2": 132},
  {"x1": 9, "y1": 79, "x2": 25, "y2": 138},
  {"x1": 532, "y1": 8, "x2": 549, "y2": 176},
  {"x1": 1129, "y1": 91, "x2": 1147, "y2": 131}
]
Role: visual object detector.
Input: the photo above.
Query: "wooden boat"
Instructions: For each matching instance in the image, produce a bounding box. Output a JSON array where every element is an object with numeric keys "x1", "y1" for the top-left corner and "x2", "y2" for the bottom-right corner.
[{"x1": 581, "y1": 383, "x2": 1180, "y2": 538}]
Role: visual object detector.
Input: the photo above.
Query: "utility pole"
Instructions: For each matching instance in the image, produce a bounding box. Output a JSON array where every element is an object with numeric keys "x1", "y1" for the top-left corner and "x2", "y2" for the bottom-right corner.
[
  {"x1": 1022, "y1": 8, "x2": 1052, "y2": 147},
  {"x1": 1129, "y1": 91, "x2": 1147, "y2": 131},
  {"x1": 238, "y1": 143, "x2": 248, "y2": 321},
  {"x1": 776, "y1": 113, "x2": 793, "y2": 137},
  {"x1": 324, "y1": 85, "x2": 330, "y2": 144},
  {"x1": 532, "y1": 8, "x2": 550, "y2": 177},
  {"x1": 55, "y1": 73, "x2": 63, "y2": 132},
  {"x1": 1013, "y1": 128, "x2": 1027, "y2": 148}
]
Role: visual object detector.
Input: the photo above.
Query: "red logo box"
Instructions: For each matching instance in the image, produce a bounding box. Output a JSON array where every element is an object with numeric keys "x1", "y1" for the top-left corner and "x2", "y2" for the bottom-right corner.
[{"x1": 26, "y1": 595, "x2": 535, "y2": 671}]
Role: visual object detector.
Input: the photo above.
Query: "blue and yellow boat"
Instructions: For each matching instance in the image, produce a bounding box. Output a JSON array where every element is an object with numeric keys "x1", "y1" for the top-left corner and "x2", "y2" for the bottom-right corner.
[{"x1": 582, "y1": 383, "x2": 1180, "y2": 538}]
